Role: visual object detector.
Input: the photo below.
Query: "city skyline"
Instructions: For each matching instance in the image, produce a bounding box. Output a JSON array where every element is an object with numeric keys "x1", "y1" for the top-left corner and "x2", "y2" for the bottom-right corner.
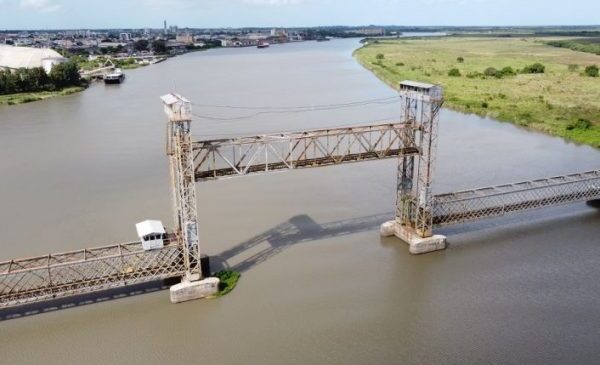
[{"x1": 0, "y1": 0, "x2": 599, "y2": 30}]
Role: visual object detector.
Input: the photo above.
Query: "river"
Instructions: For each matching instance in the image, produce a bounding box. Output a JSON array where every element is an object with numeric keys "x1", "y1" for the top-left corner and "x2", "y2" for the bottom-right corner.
[{"x1": 0, "y1": 38, "x2": 599, "y2": 364}]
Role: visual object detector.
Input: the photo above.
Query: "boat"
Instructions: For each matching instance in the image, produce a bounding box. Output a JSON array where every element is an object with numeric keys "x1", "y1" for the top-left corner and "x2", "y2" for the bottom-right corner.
[
  {"x1": 316, "y1": 37, "x2": 330, "y2": 42},
  {"x1": 104, "y1": 68, "x2": 125, "y2": 84},
  {"x1": 257, "y1": 42, "x2": 270, "y2": 49}
]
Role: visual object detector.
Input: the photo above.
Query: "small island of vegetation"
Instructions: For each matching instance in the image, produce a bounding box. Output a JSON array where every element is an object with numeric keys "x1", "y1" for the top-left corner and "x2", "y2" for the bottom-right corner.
[
  {"x1": 355, "y1": 37, "x2": 600, "y2": 148},
  {"x1": 213, "y1": 270, "x2": 241, "y2": 297}
]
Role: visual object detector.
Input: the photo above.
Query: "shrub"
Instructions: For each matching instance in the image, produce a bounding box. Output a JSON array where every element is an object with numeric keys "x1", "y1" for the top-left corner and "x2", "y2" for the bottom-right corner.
[
  {"x1": 584, "y1": 65, "x2": 599, "y2": 77},
  {"x1": 500, "y1": 66, "x2": 515, "y2": 76},
  {"x1": 481, "y1": 102, "x2": 489, "y2": 108},
  {"x1": 457, "y1": 56, "x2": 464, "y2": 63},
  {"x1": 448, "y1": 68, "x2": 461, "y2": 77},
  {"x1": 522, "y1": 63, "x2": 545, "y2": 74},
  {"x1": 395, "y1": 62, "x2": 405, "y2": 66},
  {"x1": 484, "y1": 67, "x2": 498, "y2": 77},
  {"x1": 566, "y1": 118, "x2": 592, "y2": 130},
  {"x1": 214, "y1": 270, "x2": 241, "y2": 296},
  {"x1": 568, "y1": 64, "x2": 579, "y2": 72},
  {"x1": 376, "y1": 53, "x2": 385, "y2": 60}
]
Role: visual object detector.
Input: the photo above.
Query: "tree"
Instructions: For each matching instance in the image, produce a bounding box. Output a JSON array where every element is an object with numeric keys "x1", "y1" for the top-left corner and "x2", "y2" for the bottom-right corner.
[
  {"x1": 376, "y1": 53, "x2": 385, "y2": 60},
  {"x1": 49, "y1": 61, "x2": 80, "y2": 88},
  {"x1": 0, "y1": 69, "x2": 18, "y2": 94},
  {"x1": 484, "y1": 67, "x2": 498, "y2": 77},
  {"x1": 448, "y1": 68, "x2": 461, "y2": 77},
  {"x1": 134, "y1": 39, "x2": 149, "y2": 52},
  {"x1": 457, "y1": 56, "x2": 464, "y2": 63},
  {"x1": 500, "y1": 66, "x2": 515, "y2": 76},
  {"x1": 522, "y1": 63, "x2": 545, "y2": 74},
  {"x1": 152, "y1": 40, "x2": 168, "y2": 54},
  {"x1": 28, "y1": 67, "x2": 50, "y2": 90},
  {"x1": 584, "y1": 65, "x2": 599, "y2": 77}
]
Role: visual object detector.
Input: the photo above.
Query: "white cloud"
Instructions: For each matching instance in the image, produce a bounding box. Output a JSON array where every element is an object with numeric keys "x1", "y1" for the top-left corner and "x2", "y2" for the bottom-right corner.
[{"x1": 20, "y1": 0, "x2": 61, "y2": 12}]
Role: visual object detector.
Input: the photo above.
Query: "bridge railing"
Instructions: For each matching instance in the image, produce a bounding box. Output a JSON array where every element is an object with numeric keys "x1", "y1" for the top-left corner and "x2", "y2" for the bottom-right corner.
[
  {"x1": 0, "y1": 240, "x2": 186, "y2": 308},
  {"x1": 193, "y1": 122, "x2": 419, "y2": 181},
  {"x1": 433, "y1": 170, "x2": 600, "y2": 226}
]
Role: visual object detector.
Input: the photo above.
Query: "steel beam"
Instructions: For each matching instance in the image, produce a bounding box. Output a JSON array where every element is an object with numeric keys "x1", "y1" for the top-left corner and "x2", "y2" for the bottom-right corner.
[
  {"x1": 192, "y1": 122, "x2": 419, "y2": 181},
  {"x1": 0, "y1": 240, "x2": 186, "y2": 308},
  {"x1": 433, "y1": 170, "x2": 600, "y2": 226}
]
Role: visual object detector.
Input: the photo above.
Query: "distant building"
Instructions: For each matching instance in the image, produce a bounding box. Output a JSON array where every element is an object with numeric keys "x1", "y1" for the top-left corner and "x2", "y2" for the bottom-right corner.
[
  {"x1": 98, "y1": 42, "x2": 127, "y2": 49},
  {"x1": 349, "y1": 28, "x2": 385, "y2": 36},
  {"x1": 0, "y1": 45, "x2": 66, "y2": 73},
  {"x1": 119, "y1": 33, "x2": 132, "y2": 41},
  {"x1": 176, "y1": 33, "x2": 194, "y2": 44},
  {"x1": 247, "y1": 32, "x2": 269, "y2": 41},
  {"x1": 163, "y1": 20, "x2": 167, "y2": 35}
]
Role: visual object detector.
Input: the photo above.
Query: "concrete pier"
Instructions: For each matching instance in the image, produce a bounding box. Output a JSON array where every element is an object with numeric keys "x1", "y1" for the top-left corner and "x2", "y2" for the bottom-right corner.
[
  {"x1": 170, "y1": 277, "x2": 220, "y2": 304},
  {"x1": 380, "y1": 221, "x2": 447, "y2": 254}
]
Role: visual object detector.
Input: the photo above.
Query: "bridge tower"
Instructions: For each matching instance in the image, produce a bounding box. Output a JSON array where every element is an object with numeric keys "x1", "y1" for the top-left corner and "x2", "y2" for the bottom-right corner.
[
  {"x1": 381, "y1": 81, "x2": 447, "y2": 254},
  {"x1": 160, "y1": 94, "x2": 201, "y2": 280}
]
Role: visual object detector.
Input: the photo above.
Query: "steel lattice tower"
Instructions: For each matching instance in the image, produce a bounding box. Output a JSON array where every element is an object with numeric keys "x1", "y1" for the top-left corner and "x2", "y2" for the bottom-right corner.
[
  {"x1": 382, "y1": 81, "x2": 446, "y2": 253},
  {"x1": 161, "y1": 94, "x2": 202, "y2": 279}
]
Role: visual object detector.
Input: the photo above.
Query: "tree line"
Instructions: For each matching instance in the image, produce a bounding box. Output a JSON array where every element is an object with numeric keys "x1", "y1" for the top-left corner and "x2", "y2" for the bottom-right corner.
[{"x1": 0, "y1": 61, "x2": 81, "y2": 95}]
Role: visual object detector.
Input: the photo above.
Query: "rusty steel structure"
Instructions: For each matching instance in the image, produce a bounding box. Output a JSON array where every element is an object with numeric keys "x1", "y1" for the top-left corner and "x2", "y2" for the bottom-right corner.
[
  {"x1": 394, "y1": 81, "x2": 444, "y2": 239},
  {"x1": 433, "y1": 170, "x2": 600, "y2": 226},
  {"x1": 193, "y1": 122, "x2": 420, "y2": 181},
  {"x1": 1, "y1": 82, "x2": 598, "y2": 310},
  {"x1": 162, "y1": 94, "x2": 202, "y2": 280},
  {"x1": 0, "y1": 239, "x2": 185, "y2": 308}
]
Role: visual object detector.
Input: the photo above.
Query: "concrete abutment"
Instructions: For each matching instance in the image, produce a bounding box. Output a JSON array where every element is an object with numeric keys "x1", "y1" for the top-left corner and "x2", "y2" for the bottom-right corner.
[{"x1": 380, "y1": 220, "x2": 447, "y2": 254}]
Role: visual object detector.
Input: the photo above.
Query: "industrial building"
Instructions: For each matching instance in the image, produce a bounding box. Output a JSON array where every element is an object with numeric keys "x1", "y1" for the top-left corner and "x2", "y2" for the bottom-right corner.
[{"x1": 0, "y1": 45, "x2": 66, "y2": 73}]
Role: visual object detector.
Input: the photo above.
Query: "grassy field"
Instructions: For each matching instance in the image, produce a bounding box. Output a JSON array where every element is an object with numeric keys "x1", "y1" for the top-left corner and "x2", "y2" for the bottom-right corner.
[
  {"x1": 547, "y1": 37, "x2": 600, "y2": 55},
  {"x1": 0, "y1": 86, "x2": 85, "y2": 106},
  {"x1": 354, "y1": 37, "x2": 600, "y2": 147}
]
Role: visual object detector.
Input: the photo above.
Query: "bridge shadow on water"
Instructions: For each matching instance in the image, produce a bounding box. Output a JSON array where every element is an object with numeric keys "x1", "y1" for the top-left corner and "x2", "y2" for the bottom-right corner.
[
  {"x1": 210, "y1": 213, "x2": 394, "y2": 273},
  {"x1": 0, "y1": 212, "x2": 393, "y2": 321},
  {"x1": 0, "y1": 279, "x2": 179, "y2": 321}
]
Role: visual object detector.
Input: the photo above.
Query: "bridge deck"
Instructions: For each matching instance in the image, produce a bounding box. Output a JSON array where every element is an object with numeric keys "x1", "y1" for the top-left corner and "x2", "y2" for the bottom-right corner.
[
  {"x1": 0, "y1": 240, "x2": 185, "y2": 308},
  {"x1": 433, "y1": 170, "x2": 600, "y2": 226}
]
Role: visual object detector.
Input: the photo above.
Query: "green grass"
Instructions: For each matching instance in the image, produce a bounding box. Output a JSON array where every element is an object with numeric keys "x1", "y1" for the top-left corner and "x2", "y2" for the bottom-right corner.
[
  {"x1": 354, "y1": 37, "x2": 600, "y2": 148},
  {"x1": 0, "y1": 86, "x2": 85, "y2": 106},
  {"x1": 547, "y1": 38, "x2": 600, "y2": 55},
  {"x1": 213, "y1": 270, "x2": 241, "y2": 297}
]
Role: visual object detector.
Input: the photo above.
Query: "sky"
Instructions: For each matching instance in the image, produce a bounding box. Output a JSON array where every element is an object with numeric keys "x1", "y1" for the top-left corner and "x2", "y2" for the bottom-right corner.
[{"x1": 0, "y1": 0, "x2": 598, "y2": 30}]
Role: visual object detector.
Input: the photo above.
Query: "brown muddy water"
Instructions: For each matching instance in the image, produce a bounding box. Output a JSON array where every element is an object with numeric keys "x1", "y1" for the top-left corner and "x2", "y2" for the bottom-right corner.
[{"x1": 0, "y1": 38, "x2": 599, "y2": 364}]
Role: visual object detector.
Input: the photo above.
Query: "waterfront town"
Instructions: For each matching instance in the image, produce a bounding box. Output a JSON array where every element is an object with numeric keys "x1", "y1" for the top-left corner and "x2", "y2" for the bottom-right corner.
[
  {"x1": 0, "y1": 24, "x2": 394, "y2": 104},
  {"x1": 0, "y1": 23, "x2": 390, "y2": 63}
]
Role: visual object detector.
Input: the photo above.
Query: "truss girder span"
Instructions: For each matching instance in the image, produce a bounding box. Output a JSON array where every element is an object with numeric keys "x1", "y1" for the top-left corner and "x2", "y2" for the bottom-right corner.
[
  {"x1": 192, "y1": 122, "x2": 419, "y2": 181},
  {"x1": 0, "y1": 241, "x2": 186, "y2": 308},
  {"x1": 433, "y1": 170, "x2": 600, "y2": 226}
]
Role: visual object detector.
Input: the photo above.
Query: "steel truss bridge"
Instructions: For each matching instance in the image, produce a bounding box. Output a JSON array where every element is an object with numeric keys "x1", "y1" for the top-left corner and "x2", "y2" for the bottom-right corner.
[{"x1": 2, "y1": 84, "x2": 599, "y2": 310}]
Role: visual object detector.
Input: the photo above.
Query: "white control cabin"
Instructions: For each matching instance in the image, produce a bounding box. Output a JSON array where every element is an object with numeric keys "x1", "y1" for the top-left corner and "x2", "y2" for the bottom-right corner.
[
  {"x1": 399, "y1": 80, "x2": 443, "y2": 101},
  {"x1": 136, "y1": 220, "x2": 167, "y2": 250}
]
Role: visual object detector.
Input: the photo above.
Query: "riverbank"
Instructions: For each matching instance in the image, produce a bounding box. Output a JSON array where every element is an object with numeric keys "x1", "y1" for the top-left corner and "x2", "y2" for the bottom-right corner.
[
  {"x1": 354, "y1": 37, "x2": 600, "y2": 148},
  {"x1": 0, "y1": 86, "x2": 86, "y2": 106}
]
